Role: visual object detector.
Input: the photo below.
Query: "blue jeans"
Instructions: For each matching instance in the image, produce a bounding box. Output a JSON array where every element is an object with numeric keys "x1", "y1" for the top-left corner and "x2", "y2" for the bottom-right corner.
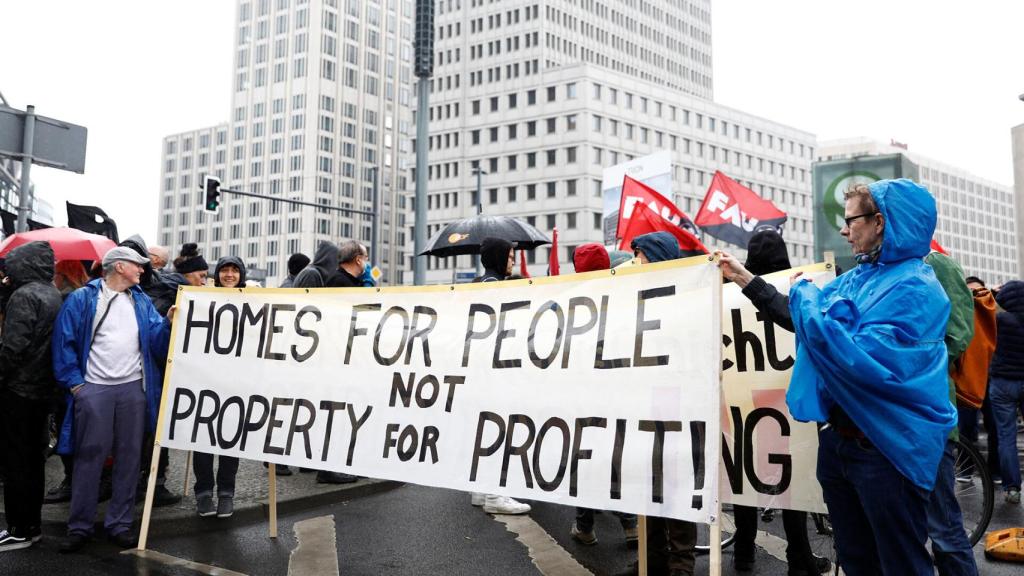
[
  {"x1": 927, "y1": 440, "x2": 979, "y2": 576},
  {"x1": 988, "y1": 376, "x2": 1024, "y2": 490},
  {"x1": 816, "y1": 426, "x2": 933, "y2": 576}
]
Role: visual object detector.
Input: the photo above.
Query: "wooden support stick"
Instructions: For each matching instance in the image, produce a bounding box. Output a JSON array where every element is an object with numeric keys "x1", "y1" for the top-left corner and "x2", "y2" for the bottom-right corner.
[
  {"x1": 268, "y1": 463, "x2": 278, "y2": 539},
  {"x1": 637, "y1": 515, "x2": 647, "y2": 576},
  {"x1": 182, "y1": 451, "x2": 192, "y2": 497},
  {"x1": 138, "y1": 438, "x2": 163, "y2": 551}
]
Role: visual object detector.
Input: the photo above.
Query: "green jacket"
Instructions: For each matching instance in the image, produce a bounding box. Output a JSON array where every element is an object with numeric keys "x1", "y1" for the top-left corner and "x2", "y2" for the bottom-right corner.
[{"x1": 926, "y1": 252, "x2": 975, "y2": 441}]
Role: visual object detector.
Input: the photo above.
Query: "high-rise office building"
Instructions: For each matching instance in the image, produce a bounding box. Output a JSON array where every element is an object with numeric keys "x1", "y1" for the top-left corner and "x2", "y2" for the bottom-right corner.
[
  {"x1": 159, "y1": 0, "x2": 415, "y2": 285},
  {"x1": 417, "y1": 0, "x2": 817, "y2": 281},
  {"x1": 1012, "y1": 122, "x2": 1024, "y2": 277},
  {"x1": 819, "y1": 137, "x2": 1019, "y2": 285}
]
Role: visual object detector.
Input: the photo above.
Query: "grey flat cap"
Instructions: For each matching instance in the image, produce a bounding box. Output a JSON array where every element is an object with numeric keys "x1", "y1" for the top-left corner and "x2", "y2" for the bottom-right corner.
[{"x1": 102, "y1": 246, "x2": 150, "y2": 267}]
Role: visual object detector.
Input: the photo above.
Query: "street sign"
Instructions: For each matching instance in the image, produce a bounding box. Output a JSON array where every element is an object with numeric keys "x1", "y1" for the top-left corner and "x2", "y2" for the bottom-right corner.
[
  {"x1": 370, "y1": 265, "x2": 382, "y2": 281},
  {"x1": 0, "y1": 105, "x2": 88, "y2": 173}
]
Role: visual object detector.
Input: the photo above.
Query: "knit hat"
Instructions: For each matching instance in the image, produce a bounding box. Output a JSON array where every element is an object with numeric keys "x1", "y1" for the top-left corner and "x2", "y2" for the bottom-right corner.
[
  {"x1": 174, "y1": 242, "x2": 209, "y2": 274},
  {"x1": 288, "y1": 253, "x2": 311, "y2": 277}
]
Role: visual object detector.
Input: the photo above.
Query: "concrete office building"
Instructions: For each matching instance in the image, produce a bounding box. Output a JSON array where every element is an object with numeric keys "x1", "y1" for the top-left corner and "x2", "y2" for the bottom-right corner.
[
  {"x1": 1012, "y1": 123, "x2": 1024, "y2": 277},
  {"x1": 419, "y1": 0, "x2": 817, "y2": 282},
  {"x1": 820, "y1": 137, "x2": 1019, "y2": 285},
  {"x1": 159, "y1": 0, "x2": 415, "y2": 285}
]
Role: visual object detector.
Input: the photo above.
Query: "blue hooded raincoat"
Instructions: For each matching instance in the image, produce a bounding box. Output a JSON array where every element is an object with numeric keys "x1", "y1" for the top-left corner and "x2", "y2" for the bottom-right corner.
[{"x1": 786, "y1": 179, "x2": 956, "y2": 490}]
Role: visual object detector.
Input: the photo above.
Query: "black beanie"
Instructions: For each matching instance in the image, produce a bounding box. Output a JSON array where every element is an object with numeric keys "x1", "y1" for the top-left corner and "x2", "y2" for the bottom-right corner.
[
  {"x1": 174, "y1": 243, "x2": 209, "y2": 274},
  {"x1": 288, "y1": 253, "x2": 311, "y2": 276}
]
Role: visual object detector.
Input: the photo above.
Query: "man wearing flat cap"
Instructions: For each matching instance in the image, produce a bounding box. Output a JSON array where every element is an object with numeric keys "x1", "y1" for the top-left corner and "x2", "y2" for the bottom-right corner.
[{"x1": 51, "y1": 246, "x2": 175, "y2": 553}]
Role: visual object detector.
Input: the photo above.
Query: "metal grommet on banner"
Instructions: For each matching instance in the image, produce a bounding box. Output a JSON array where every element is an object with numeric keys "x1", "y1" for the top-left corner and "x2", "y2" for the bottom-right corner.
[
  {"x1": 610, "y1": 269, "x2": 617, "y2": 275},
  {"x1": 707, "y1": 255, "x2": 715, "y2": 261},
  {"x1": 825, "y1": 263, "x2": 833, "y2": 270},
  {"x1": 376, "y1": 288, "x2": 381, "y2": 293},
  {"x1": 528, "y1": 279, "x2": 534, "y2": 285},
  {"x1": 305, "y1": 289, "x2": 310, "y2": 293}
]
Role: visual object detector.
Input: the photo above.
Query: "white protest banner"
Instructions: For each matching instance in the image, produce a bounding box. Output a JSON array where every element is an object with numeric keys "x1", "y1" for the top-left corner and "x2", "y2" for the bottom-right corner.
[
  {"x1": 719, "y1": 262, "x2": 834, "y2": 514},
  {"x1": 157, "y1": 257, "x2": 722, "y2": 523}
]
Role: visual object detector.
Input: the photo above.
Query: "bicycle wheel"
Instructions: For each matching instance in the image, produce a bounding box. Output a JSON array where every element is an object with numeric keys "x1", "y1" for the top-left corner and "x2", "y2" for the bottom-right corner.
[
  {"x1": 953, "y1": 437, "x2": 994, "y2": 547},
  {"x1": 808, "y1": 512, "x2": 839, "y2": 575},
  {"x1": 695, "y1": 504, "x2": 736, "y2": 553}
]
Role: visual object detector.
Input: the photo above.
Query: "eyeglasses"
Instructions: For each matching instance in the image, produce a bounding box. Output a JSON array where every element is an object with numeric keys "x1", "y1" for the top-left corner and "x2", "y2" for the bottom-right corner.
[{"x1": 843, "y1": 212, "x2": 879, "y2": 227}]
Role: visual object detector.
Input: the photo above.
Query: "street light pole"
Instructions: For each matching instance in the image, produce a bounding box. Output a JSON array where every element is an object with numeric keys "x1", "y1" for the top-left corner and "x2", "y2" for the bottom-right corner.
[
  {"x1": 412, "y1": 0, "x2": 434, "y2": 285},
  {"x1": 472, "y1": 167, "x2": 486, "y2": 276},
  {"x1": 369, "y1": 166, "x2": 380, "y2": 275},
  {"x1": 15, "y1": 105, "x2": 36, "y2": 234}
]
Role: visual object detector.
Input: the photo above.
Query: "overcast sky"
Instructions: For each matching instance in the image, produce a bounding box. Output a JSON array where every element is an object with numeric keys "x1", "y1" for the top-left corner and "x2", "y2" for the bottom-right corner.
[{"x1": 3, "y1": 0, "x2": 1022, "y2": 243}]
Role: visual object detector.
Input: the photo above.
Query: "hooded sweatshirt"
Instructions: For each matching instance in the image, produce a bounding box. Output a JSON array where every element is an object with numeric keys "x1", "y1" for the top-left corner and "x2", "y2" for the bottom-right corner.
[
  {"x1": 787, "y1": 178, "x2": 955, "y2": 490},
  {"x1": 0, "y1": 241, "x2": 63, "y2": 400},
  {"x1": 739, "y1": 229, "x2": 795, "y2": 332},
  {"x1": 294, "y1": 242, "x2": 338, "y2": 288},
  {"x1": 214, "y1": 255, "x2": 248, "y2": 288},
  {"x1": 120, "y1": 234, "x2": 177, "y2": 315},
  {"x1": 478, "y1": 238, "x2": 513, "y2": 282},
  {"x1": 573, "y1": 243, "x2": 610, "y2": 273},
  {"x1": 989, "y1": 280, "x2": 1024, "y2": 379},
  {"x1": 630, "y1": 231, "x2": 679, "y2": 264}
]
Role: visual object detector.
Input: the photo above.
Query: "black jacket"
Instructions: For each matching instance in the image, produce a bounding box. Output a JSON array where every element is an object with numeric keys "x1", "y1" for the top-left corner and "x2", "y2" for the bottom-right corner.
[
  {"x1": 214, "y1": 255, "x2": 248, "y2": 287},
  {"x1": 0, "y1": 241, "x2": 63, "y2": 400},
  {"x1": 740, "y1": 229, "x2": 794, "y2": 332},
  {"x1": 990, "y1": 280, "x2": 1024, "y2": 379},
  {"x1": 120, "y1": 234, "x2": 178, "y2": 315},
  {"x1": 327, "y1": 267, "x2": 361, "y2": 287},
  {"x1": 294, "y1": 242, "x2": 338, "y2": 288},
  {"x1": 477, "y1": 238, "x2": 513, "y2": 282}
]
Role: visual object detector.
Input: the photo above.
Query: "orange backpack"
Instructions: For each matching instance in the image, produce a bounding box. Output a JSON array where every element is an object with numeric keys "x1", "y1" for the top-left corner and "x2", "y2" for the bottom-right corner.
[{"x1": 953, "y1": 288, "x2": 998, "y2": 408}]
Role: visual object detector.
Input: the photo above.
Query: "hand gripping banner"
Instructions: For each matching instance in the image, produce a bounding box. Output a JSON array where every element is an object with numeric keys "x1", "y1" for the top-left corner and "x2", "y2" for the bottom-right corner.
[{"x1": 156, "y1": 257, "x2": 723, "y2": 523}]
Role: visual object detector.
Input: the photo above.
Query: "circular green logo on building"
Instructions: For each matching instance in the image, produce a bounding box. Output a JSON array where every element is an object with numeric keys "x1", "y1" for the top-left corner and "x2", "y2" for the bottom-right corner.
[{"x1": 823, "y1": 171, "x2": 881, "y2": 231}]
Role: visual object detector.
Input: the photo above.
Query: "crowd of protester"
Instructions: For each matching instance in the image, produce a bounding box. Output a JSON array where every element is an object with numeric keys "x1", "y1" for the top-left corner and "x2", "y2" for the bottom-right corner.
[{"x1": 0, "y1": 177, "x2": 1021, "y2": 576}]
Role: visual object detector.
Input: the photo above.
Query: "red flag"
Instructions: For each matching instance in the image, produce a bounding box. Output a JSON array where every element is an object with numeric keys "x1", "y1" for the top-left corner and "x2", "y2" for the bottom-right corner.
[
  {"x1": 695, "y1": 171, "x2": 787, "y2": 248},
  {"x1": 549, "y1": 227, "x2": 560, "y2": 276},
  {"x1": 616, "y1": 176, "x2": 699, "y2": 239},
  {"x1": 618, "y1": 202, "x2": 708, "y2": 255},
  {"x1": 518, "y1": 249, "x2": 530, "y2": 277},
  {"x1": 930, "y1": 239, "x2": 948, "y2": 255}
]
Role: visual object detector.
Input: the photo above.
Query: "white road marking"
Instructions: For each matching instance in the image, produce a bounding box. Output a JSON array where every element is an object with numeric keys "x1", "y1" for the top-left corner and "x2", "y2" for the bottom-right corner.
[
  {"x1": 288, "y1": 514, "x2": 341, "y2": 576},
  {"x1": 493, "y1": 514, "x2": 594, "y2": 576},
  {"x1": 123, "y1": 549, "x2": 248, "y2": 575}
]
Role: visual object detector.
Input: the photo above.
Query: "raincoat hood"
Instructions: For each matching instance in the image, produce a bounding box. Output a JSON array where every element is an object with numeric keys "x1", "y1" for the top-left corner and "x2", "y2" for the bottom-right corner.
[
  {"x1": 214, "y1": 255, "x2": 247, "y2": 287},
  {"x1": 5, "y1": 241, "x2": 55, "y2": 287},
  {"x1": 573, "y1": 243, "x2": 610, "y2": 273},
  {"x1": 744, "y1": 229, "x2": 790, "y2": 276},
  {"x1": 631, "y1": 231, "x2": 678, "y2": 263},
  {"x1": 480, "y1": 238, "x2": 513, "y2": 275},
  {"x1": 996, "y1": 280, "x2": 1024, "y2": 317},
  {"x1": 786, "y1": 179, "x2": 954, "y2": 490},
  {"x1": 311, "y1": 241, "x2": 339, "y2": 278},
  {"x1": 870, "y1": 179, "x2": 937, "y2": 264},
  {"x1": 120, "y1": 234, "x2": 148, "y2": 259}
]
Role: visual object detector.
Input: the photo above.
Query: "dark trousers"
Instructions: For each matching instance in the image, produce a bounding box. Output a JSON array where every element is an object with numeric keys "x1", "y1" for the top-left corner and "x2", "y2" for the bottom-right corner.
[
  {"x1": 139, "y1": 434, "x2": 170, "y2": 483},
  {"x1": 734, "y1": 506, "x2": 814, "y2": 566},
  {"x1": 68, "y1": 381, "x2": 146, "y2": 536},
  {"x1": 816, "y1": 427, "x2": 932, "y2": 576},
  {"x1": 0, "y1": 390, "x2": 49, "y2": 537},
  {"x1": 193, "y1": 453, "x2": 239, "y2": 497},
  {"x1": 574, "y1": 507, "x2": 637, "y2": 532},
  {"x1": 927, "y1": 440, "x2": 979, "y2": 576},
  {"x1": 989, "y1": 376, "x2": 1024, "y2": 490},
  {"x1": 981, "y1": 395, "x2": 1001, "y2": 478},
  {"x1": 647, "y1": 517, "x2": 696, "y2": 575}
]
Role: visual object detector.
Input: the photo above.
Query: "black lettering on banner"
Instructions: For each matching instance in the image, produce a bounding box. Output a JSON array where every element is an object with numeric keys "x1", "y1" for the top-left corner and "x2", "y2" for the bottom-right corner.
[
  {"x1": 346, "y1": 404, "x2": 372, "y2": 466},
  {"x1": 383, "y1": 423, "x2": 401, "y2": 458},
  {"x1": 527, "y1": 301, "x2": 564, "y2": 369},
  {"x1": 570, "y1": 417, "x2": 606, "y2": 497},
  {"x1": 217, "y1": 396, "x2": 246, "y2": 449},
  {"x1": 345, "y1": 304, "x2": 382, "y2": 364},
  {"x1": 374, "y1": 306, "x2": 410, "y2": 366},
  {"x1": 192, "y1": 390, "x2": 221, "y2": 445},
  {"x1": 415, "y1": 374, "x2": 440, "y2": 408},
  {"x1": 729, "y1": 309, "x2": 764, "y2": 372},
  {"x1": 286, "y1": 398, "x2": 317, "y2": 458},
  {"x1": 757, "y1": 311, "x2": 794, "y2": 371},
  {"x1": 690, "y1": 421, "x2": 706, "y2": 509},
  {"x1": 500, "y1": 414, "x2": 536, "y2": 488},
  {"x1": 462, "y1": 304, "x2": 496, "y2": 368},
  {"x1": 562, "y1": 297, "x2": 598, "y2": 369},
  {"x1": 609, "y1": 418, "x2": 627, "y2": 500},
  {"x1": 420, "y1": 426, "x2": 440, "y2": 463},
  {"x1": 470, "y1": 411, "x2": 505, "y2": 481},
  {"x1": 723, "y1": 406, "x2": 745, "y2": 494},
  {"x1": 389, "y1": 372, "x2": 415, "y2": 408},
  {"x1": 595, "y1": 295, "x2": 630, "y2": 369},
  {"x1": 213, "y1": 304, "x2": 240, "y2": 354},
  {"x1": 264, "y1": 304, "x2": 296, "y2": 361},
  {"x1": 240, "y1": 395, "x2": 270, "y2": 451},
  {"x1": 442, "y1": 375, "x2": 465, "y2": 413},
  {"x1": 182, "y1": 300, "x2": 215, "y2": 354},
  {"x1": 638, "y1": 419, "x2": 683, "y2": 504},
  {"x1": 405, "y1": 306, "x2": 437, "y2": 366},
  {"x1": 634, "y1": 286, "x2": 674, "y2": 367},
  {"x1": 291, "y1": 306, "x2": 322, "y2": 362},
  {"x1": 743, "y1": 408, "x2": 792, "y2": 495},
  {"x1": 264, "y1": 397, "x2": 293, "y2": 455},
  {"x1": 237, "y1": 303, "x2": 269, "y2": 358},
  {"x1": 168, "y1": 388, "x2": 196, "y2": 441},
  {"x1": 532, "y1": 417, "x2": 570, "y2": 492},
  {"x1": 318, "y1": 401, "x2": 347, "y2": 461},
  {"x1": 494, "y1": 301, "x2": 530, "y2": 369}
]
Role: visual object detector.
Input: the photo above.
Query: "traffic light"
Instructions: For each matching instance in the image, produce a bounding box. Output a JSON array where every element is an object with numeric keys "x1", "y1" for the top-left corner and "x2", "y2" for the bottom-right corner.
[{"x1": 204, "y1": 175, "x2": 221, "y2": 213}]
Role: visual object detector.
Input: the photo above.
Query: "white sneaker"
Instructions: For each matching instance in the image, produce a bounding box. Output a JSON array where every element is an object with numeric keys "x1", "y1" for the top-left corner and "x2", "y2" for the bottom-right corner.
[
  {"x1": 470, "y1": 492, "x2": 486, "y2": 506},
  {"x1": 483, "y1": 494, "x2": 531, "y2": 515}
]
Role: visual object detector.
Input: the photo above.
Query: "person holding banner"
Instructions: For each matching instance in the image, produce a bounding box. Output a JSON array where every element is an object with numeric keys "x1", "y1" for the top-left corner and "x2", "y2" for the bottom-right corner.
[
  {"x1": 620, "y1": 231, "x2": 697, "y2": 576},
  {"x1": 192, "y1": 256, "x2": 247, "y2": 518},
  {"x1": 52, "y1": 247, "x2": 174, "y2": 553},
  {"x1": 787, "y1": 180, "x2": 956, "y2": 576},
  {"x1": 717, "y1": 229, "x2": 832, "y2": 575}
]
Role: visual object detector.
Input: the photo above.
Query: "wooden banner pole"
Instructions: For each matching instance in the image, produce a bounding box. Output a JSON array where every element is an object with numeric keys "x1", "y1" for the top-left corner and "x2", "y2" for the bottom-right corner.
[
  {"x1": 182, "y1": 451, "x2": 192, "y2": 497},
  {"x1": 268, "y1": 463, "x2": 278, "y2": 538},
  {"x1": 637, "y1": 515, "x2": 647, "y2": 576},
  {"x1": 137, "y1": 438, "x2": 163, "y2": 551}
]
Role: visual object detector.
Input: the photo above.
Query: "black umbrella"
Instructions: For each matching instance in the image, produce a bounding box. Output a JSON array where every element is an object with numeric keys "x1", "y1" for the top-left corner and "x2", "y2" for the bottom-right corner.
[{"x1": 420, "y1": 215, "x2": 550, "y2": 257}]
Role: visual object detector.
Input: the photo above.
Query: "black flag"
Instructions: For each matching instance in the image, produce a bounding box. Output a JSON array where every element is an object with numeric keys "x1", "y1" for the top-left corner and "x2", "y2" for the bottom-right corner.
[
  {"x1": 66, "y1": 202, "x2": 119, "y2": 243},
  {"x1": 1, "y1": 209, "x2": 51, "y2": 237}
]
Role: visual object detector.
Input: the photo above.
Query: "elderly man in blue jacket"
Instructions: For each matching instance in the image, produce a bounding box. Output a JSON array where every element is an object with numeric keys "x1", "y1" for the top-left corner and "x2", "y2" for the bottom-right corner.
[
  {"x1": 787, "y1": 179, "x2": 956, "y2": 575},
  {"x1": 51, "y1": 247, "x2": 174, "y2": 553}
]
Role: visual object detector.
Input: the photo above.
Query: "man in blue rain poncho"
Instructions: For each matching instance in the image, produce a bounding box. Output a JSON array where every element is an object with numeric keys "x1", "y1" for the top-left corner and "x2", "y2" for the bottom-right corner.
[{"x1": 786, "y1": 179, "x2": 956, "y2": 576}]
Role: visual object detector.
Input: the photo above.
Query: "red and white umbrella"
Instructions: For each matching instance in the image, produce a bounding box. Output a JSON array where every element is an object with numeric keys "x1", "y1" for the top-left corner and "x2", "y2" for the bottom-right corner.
[{"x1": 0, "y1": 227, "x2": 117, "y2": 261}]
